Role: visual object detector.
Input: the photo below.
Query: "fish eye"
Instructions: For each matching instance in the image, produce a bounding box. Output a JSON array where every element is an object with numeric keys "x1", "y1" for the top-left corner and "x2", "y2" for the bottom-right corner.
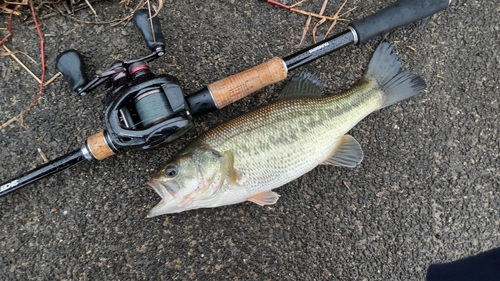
[{"x1": 165, "y1": 164, "x2": 179, "y2": 178}]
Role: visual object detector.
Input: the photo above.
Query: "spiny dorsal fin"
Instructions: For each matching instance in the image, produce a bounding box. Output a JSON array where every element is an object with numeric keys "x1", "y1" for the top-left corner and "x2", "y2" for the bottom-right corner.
[
  {"x1": 221, "y1": 151, "x2": 240, "y2": 184},
  {"x1": 278, "y1": 72, "x2": 323, "y2": 100},
  {"x1": 322, "y1": 135, "x2": 364, "y2": 167},
  {"x1": 247, "y1": 191, "x2": 280, "y2": 206}
]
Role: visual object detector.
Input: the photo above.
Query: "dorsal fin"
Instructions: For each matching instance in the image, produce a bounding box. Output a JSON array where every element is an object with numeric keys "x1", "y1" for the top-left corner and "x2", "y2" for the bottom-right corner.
[{"x1": 278, "y1": 72, "x2": 323, "y2": 100}]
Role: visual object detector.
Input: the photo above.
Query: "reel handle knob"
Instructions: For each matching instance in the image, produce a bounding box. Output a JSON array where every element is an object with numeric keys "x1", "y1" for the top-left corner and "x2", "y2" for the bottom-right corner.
[
  {"x1": 56, "y1": 49, "x2": 89, "y2": 93},
  {"x1": 133, "y1": 9, "x2": 166, "y2": 53}
]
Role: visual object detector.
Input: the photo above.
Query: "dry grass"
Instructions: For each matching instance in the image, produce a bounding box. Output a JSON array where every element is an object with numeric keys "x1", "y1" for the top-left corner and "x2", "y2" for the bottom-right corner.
[
  {"x1": 1, "y1": 0, "x2": 164, "y2": 23},
  {"x1": 267, "y1": 0, "x2": 355, "y2": 47}
]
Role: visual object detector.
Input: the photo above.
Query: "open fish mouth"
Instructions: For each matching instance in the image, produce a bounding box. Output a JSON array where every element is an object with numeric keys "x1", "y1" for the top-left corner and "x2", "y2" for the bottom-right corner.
[
  {"x1": 147, "y1": 179, "x2": 179, "y2": 201},
  {"x1": 147, "y1": 179, "x2": 185, "y2": 217}
]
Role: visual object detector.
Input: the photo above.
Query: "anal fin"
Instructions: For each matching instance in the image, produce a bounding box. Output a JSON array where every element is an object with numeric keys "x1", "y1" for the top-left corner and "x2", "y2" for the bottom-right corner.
[
  {"x1": 322, "y1": 135, "x2": 364, "y2": 167},
  {"x1": 247, "y1": 191, "x2": 280, "y2": 206}
]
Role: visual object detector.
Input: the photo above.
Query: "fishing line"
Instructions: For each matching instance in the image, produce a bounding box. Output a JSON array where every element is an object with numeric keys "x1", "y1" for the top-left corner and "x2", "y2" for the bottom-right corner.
[{"x1": 134, "y1": 89, "x2": 174, "y2": 127}]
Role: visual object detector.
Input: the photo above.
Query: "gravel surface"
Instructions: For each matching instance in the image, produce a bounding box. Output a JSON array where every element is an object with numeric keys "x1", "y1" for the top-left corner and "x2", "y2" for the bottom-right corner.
[{"x1": 0, "y1": 0, "x2": 498, "y2": 280}]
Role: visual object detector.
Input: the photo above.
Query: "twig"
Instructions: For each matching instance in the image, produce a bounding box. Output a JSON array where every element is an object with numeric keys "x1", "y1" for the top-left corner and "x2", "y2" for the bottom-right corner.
[
  {"x1": 2, "y1": 51, "x2": 59, "y2": 88},
  {"x1": 339, "y1": 6, "x2": 356, "y2": 17},
  {"x1": 298, "y1": 15, "x2": 311, "y2": 48},
  {"x1": 69, "y1": 0, "x2": 102, "y2": 13},
  {"x1": 43, "y1": 72, "x2": 62, "y2": 87},
  {"x1": 318, "y1": 0, "x2": 329, "y2": 18},
  {"x1": 2, "y1": 45, "x2": 41, "y2": 83},
  {"x1": 267, "y1": 0, "x2": 351, "y2": 47},
  {"x1": 0, "y1": 49, "x2": 37, "y2": 63},
  {"x1": 312, "y1": 18, "x2": 326, "y2": 43},
  {"x1": 267, "y1": 0, "x2": 289, "y2": 9},
  {"x1": 0, "y1": 81, "x2": 62, "y2": 130},
  {"x1": 0, "y1": 7, "x2": 16, "y2": 46},
  {"x1": 292, "y1": 8, "x2": 347, "y2": 21},
  {"x1": 11, "y1": 233, "x2": 33, "y2": 254},
  {"x1": 406, "y1": 45, "x2": 416, "y2": 52},
  {"x1": 311, "y1": 0, "x2": 329, "y2": 43},
  {"x1": 37, "y1": 148, "x2": 49, "y2": 163},
  {"x1": 84, "y1": 0, "x2": 98, "y2": 17},
  {"x1": 342, "y1": 181, "x2": 350, "y2": 190},
  {"x1": 30, "y1": 0, "x2": 45, "y2": 106},
  {"x1": 40, "y1": 12, "x2": 58, "y2": 20},
  {"x1": 0, "y1": 4, "x2": 22, "y2": 16},
  {"x1": 0, "y1": 2, "x2": 47, "y2": 131},
  {"x1": 324, "y1": 0, "x2": 349, "y2": 40},
  {"x1": 111, "y1": 0, "x2": 148, "y2": 26},
  {"x1": 290, "y1": 0, "x2": 307, "y2": 8},
  {"x1": 147, "y1": 0, "x2": 156, "y2": 42},
  {"x1": 5, "y1": 1, "x2": 28, "y2": 5},
  {"x1": 0, "y1": 107, "x2": 30, "y2": 131},
  {"x1": 267, "y1": 0, "x2": 348, "y2": 21},
  {"x1": 150, "y1": 0, "x2": 164, "y2": 18},
  {"x1": 53, "y1": 0, "x2": 148, "y2": 27}
]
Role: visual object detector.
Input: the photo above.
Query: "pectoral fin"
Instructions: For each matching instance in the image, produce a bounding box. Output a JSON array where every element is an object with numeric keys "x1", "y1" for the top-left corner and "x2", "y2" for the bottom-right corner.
[
  {"x1": 221, "y1": 151, "x2": 240, "y2": 184},
  {"x1": 247, "y1": 191, "x2": 280, "y2": 206},
  {"x1": 322, "y1": 135, "x2": 364, "y2": 167}
]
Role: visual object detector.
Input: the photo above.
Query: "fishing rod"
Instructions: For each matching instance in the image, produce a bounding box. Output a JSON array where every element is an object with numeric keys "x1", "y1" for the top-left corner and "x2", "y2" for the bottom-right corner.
[{"x1": 0, "y1": 0, "x2": 451, "y2": 197}]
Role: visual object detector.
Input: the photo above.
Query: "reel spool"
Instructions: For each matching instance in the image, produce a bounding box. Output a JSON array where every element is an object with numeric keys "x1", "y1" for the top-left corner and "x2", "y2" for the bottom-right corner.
[
  {"x1": 134, "y1": 88, "x2": 174, "y2": 128},
  {"x1": 127, "y1": 62, "x2": 176, "y2": 129},
  {"x1": 103, "y1": 67, "x2": 193, "y2": 151}
]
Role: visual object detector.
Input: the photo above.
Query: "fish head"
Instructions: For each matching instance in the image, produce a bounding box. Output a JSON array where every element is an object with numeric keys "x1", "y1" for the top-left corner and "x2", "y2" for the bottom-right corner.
[{"x1": 147, "y1": 146, "x2": 226, "y2": 217}]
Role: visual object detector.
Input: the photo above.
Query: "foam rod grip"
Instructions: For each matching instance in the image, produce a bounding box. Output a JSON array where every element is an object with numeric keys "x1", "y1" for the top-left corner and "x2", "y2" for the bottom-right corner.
[
  {"x1": 349, "y1": 0, "x2": 451, "y2": 45},
  {"x1": 207, "y1": 57, "x2": 288, "y2": 109}
]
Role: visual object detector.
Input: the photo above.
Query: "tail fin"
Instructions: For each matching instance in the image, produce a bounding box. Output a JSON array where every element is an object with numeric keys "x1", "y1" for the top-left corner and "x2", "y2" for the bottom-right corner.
[{"x1": 365, "y1": 40, "x2": 427, "y2": 108}]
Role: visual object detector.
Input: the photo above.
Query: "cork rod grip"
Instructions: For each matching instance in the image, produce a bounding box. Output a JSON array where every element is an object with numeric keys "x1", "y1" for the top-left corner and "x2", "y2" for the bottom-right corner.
[
  {"x1": 207, "y1": 57, "x2": 288, "y2": 109},
  {"x1": 87, "y1": 131, "x2": 115, "y2": 161}
]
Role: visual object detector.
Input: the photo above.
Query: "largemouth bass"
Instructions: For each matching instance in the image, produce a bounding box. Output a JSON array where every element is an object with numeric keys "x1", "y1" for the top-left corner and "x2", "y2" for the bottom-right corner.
[{"x1": 147, "y1": 40, "x2": 426, "y2": 217}]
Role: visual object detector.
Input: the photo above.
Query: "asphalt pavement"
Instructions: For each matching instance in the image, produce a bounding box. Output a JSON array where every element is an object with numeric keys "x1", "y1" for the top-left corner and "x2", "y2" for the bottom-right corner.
[{"x1": 0, "y1": 0, "x2": 498, "y2": 280}]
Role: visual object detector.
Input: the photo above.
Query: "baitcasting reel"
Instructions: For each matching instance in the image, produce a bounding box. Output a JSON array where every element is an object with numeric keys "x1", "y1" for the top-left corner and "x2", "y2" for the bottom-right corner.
[{"x1": 56, "y1": 9, "x2": 193, "y2": 158}]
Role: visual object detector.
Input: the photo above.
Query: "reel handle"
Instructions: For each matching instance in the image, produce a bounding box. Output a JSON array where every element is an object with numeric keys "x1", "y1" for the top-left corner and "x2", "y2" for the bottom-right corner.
[
  {"x1": 55, "y1": 49, "x2": 89, "y2": 93},
  {"x1": 133, "y1": 9, "x2": 166, "y2": 53}
]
